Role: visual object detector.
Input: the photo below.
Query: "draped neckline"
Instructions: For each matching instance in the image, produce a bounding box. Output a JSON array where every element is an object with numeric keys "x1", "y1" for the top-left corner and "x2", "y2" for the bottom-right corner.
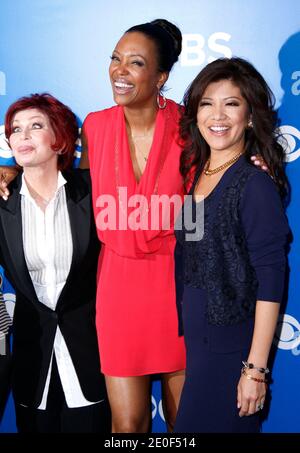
[
  {"x1": 114, "y1": 104, "x2": 171, "y2": 197},
  {"x1": 90, "y1": 99, "x2": 183, "y2": 258}
]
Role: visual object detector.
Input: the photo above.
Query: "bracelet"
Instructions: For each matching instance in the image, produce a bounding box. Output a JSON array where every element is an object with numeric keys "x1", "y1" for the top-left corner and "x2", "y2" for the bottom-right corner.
[
  {"x1": 242, "y1": 368, "x2": 268, "y2": 383},
  {"x1": 242, "y1": 361, "x2": 269, "y2": 374}
]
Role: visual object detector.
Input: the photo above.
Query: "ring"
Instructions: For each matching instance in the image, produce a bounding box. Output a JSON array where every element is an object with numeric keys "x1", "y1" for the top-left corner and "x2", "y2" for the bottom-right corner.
[{"x1": 256, "y1": 403, "x2": 264, "y2": 411}]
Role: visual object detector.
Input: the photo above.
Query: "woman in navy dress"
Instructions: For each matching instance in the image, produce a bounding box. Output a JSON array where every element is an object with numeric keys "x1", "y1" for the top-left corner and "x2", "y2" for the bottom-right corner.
[{"x1": 174, "y1": 57, "x2": 289, "y2": 433}]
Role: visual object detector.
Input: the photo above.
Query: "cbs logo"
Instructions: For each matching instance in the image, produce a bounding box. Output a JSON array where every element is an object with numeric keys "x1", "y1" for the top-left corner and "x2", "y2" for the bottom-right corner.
[
  {"x1": 74, "y1": 128, "x2": 82, "y2": 159},
  {"x1": 1, "y1": 271, "x2": 15, "y2": 320},
  {"x1": 0, "y1": 125, "x2": 13, "y2": 160},
  {"x1": 274, "y1": 314, "x2": 300, "y2": 354},
  {"x1": 2, "y1": 292, "x2": 15, "y2": 320},
  {"x1": 151, "y1": 395, "x2": 165, "y2": 422},
  {"x1": 278, "y1": 125, "x2": 300, "y2": 162},
  {"x1": 180, "y1": 32, "x2": 232, "y2": 66},
  {"x1": 291, "y1": 71, "x2": 300, "y2": 96}
]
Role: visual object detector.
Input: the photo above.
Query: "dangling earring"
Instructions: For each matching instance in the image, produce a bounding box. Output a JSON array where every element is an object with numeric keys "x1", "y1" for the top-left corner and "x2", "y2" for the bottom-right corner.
[
  {"x1": 247, "y1": 118, "x2": 253, "y2": 128},
  {"x1": 157, "y1": 91, "x2": 167, "y2": 109}
]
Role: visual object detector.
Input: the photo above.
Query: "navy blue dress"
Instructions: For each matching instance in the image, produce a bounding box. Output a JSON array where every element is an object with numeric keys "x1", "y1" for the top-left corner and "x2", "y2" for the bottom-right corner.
[{"x1": 174, "y1": 156, "x2": 289, "y2": 433}]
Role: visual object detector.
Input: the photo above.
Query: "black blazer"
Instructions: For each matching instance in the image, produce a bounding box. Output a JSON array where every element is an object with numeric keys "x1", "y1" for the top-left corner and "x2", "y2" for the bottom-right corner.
[{"x1": 0, "y1": 170, "x2": 106, "y2": 407}]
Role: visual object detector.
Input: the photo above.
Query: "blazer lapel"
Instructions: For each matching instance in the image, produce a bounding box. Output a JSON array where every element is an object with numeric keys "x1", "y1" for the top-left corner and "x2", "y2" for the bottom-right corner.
[
  {"x1": 0, "y1": 175, "x2": 38, "y2": 303},
  {"x1": 56, "y1": 171, "x2": 92, "y2": 304}
]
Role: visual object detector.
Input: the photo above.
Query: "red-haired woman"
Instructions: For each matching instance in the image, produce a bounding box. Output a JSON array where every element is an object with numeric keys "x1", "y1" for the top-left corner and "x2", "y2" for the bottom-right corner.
[{"x1": 0, "y1": 93, "x2": 110, "y2": 432}]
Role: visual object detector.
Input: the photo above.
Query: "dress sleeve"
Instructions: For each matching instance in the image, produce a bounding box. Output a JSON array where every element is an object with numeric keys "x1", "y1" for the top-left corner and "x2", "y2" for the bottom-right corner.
[{"x1": 240, "y1": 171, "x2": 289, "y2": 303}]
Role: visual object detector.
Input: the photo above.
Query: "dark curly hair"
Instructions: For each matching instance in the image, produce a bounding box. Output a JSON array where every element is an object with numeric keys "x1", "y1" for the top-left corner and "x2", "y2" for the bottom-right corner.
[{"x1": 179, "y1": 57, "x2": 288, "y2": 199}]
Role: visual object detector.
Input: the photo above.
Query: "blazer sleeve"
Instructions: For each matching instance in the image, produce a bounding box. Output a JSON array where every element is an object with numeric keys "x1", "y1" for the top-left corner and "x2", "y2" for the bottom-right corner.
[{"x1": 239, "y1": 172, "x2": 290, "y2": 303}]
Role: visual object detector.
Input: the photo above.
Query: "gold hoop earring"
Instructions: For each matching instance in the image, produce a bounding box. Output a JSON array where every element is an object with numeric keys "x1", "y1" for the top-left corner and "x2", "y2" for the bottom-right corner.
[{"x1": 157, "y1": 92, "x2": 167, "y2": 109}]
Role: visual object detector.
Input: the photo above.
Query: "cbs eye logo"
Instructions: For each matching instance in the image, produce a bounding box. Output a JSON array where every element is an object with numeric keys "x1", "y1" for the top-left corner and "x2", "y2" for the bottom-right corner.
[
  {"x1": 74, "y1": 127, "x2": 82, "y2": 160},
  {"x1": 151, "y1": 395, "x2": 165, "y2": 422},
  {"x1": 0, "y1": 273, "x2": 15, "y2": 321},
  {"x1": 0, "y1": 124, "x2": 13, "y2": 160},
  {"x1": 274, "y1": 314, "x2": 300, "y2": 353},
  {"x1": 2, "y1": 292, "x2": 15, "y2": 320},
  {"x1": 278, "y1": 125, "x2": 300, "y2": 162}
]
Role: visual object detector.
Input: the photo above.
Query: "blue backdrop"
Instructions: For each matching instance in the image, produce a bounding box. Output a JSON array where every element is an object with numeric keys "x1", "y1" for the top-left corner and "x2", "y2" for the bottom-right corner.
[{"x1": 0, "y1": 0, "x2": 299, "y2": 433}]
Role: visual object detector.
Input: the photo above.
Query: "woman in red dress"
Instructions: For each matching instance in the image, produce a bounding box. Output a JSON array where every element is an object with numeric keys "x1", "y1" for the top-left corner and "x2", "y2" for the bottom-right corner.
[{"x1": 80, "y1": 19, "x2": 186, "y2": 432}]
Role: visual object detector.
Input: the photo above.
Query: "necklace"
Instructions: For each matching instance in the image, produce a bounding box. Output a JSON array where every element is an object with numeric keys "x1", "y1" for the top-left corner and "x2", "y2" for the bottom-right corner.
[
  {"x1": 131, "y1": 132, "x2": 153, "y2": 140},
  {"x1": 30, "y1": 190, "x2": 55, "y2": 208},
  {"x1": 25, "y1": 179, "x2": 56, "y2": 208},
  {"x1": 130, "y1": 135, "x2": 152, "y2": 162},
  {"x1": 115, "y1": 113, "x2": 170, "y2": 216},
  {"x1": 33, "y1": 193, "x2": 53, "y2": 206},
  {"x1": 204, "y1": 152, "x2": 243, "y2": 176}
]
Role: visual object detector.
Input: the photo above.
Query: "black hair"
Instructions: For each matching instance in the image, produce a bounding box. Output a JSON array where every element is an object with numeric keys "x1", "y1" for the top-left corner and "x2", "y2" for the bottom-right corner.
[
  {"x1": 179, "y1": 57, "x2": 289, "y2": 199},
  {"x1": 126, "y1": 19, "x2": 182, "y2": 73}
]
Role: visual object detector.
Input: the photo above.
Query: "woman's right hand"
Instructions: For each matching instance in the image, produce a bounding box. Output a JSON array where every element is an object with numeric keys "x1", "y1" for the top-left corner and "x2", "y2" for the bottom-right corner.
[
  {"x1": 0, "y1": 166, "x2": 20, "y2": 200},
  {"x1": 237, "y1": 370, "x2": 267, "y2": 417}
]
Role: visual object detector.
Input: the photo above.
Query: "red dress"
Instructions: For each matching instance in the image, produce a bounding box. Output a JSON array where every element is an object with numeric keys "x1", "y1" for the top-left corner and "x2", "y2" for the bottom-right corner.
[{"x1": 84, "y1": 100, "x2": 186, "y2": 376}]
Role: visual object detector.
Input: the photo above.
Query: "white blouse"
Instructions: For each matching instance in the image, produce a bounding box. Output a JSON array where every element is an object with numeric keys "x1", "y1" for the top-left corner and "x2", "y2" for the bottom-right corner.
[{"x1": 20, "y1": 172, "x2": 98, "y2": 409}]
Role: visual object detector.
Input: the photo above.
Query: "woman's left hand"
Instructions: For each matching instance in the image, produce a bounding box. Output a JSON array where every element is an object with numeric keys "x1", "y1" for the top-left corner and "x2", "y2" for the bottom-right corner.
[
  {"x1": 237, "y1": 371, "x2": 267, "y2": 417},
  {"x1": 251, "y1": 155, "x2": 269, "y2": 172}
]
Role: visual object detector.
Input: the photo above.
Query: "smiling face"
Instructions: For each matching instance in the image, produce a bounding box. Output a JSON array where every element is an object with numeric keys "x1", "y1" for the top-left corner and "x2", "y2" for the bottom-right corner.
[
  {"x1": 109, "y1": 31, "x2": 167, "y2": 109},
  {"x1": 196, "y1": 79, "x2": 250, "y2": 156},
  {"x1": 9, "y1": 108, "x2": 58, "y2": 169}
]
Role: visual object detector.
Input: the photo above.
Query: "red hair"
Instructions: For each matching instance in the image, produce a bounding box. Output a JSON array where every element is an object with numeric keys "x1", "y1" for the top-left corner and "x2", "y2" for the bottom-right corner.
[{"x1": 5, "y1": 93, "x2": 79, "y2": 171}]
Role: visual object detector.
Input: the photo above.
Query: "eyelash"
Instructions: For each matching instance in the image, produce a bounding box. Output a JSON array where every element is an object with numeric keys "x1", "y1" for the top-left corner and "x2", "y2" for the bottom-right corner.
[
  {"x1": 199, "y1": 101, "x2": 240, "y2": 107},
  {"x1": 132, "y1": 61, "x2": 144, "y2": 67},
  {"x1": 11, "y1": 123, "x2": 43, "y2": 133},
  {"x1": 110, "y1": 55, "x2": 144, "y2": 67}
]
